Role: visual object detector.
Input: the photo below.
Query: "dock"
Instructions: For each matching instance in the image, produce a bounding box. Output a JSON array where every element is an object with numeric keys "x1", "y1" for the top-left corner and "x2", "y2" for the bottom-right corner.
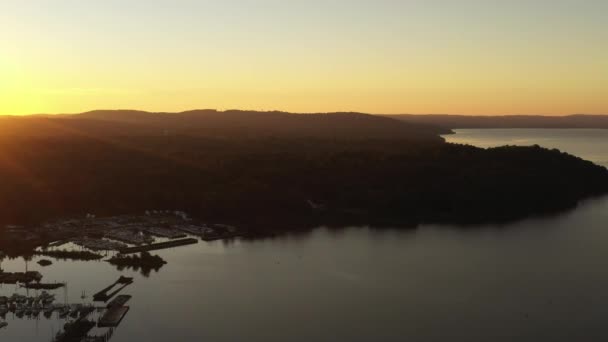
[
  {"x1": 143, "y1": 227, "x2": 187, "y2": 239},
  {"x1": 118, "y1": 238, "x2": 198, "y2": 254},
  {"x1": 107, "y1": 295, "x2": 131, "y2": 309},
  {"x1": 22, "y1": 282, "x2": 65, "y2": 290},
  {"x1": 175, "y1": 224, "x2": 240, "y2": 241},
  {"x1": 98, "y1": 306, "x2": 130, "y2": 327},
  {"x1": 93, "y1": 277, "x2": 133, "y2": 302}
]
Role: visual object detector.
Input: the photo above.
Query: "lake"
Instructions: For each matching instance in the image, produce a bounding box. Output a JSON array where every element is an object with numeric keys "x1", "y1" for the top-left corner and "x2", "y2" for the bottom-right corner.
[{"x1": 2, "y1": 129, "x2": 608, "y2": 341}]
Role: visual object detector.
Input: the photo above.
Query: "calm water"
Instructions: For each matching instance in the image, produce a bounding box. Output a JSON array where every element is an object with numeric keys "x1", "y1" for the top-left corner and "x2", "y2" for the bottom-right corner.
[
  {"x1": 446, "y1": 128, "x2": 608, "y2": 167},
  {"x1": 3, "y1": 129, "x2": 608, "y2": 341}
]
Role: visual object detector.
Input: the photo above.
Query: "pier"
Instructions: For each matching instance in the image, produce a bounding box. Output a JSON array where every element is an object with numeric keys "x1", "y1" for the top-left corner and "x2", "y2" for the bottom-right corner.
[
  {"x1": 118, "y1": 238, "x2": 198, "y2": 254},
  {"x1": 92, "y1": 277, "x2": 133, "y2": 302},
  {"x1": 22, "y1": 282, "x2": 65, "y2": 290},
  {"x1": 106, "y1": 295, "x2": 131, "y2": 309}
]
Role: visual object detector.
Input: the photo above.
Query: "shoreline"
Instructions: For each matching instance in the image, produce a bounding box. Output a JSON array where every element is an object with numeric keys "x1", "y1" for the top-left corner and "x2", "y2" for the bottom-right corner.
[{"x1": 1, "y1": 191, "x2": 605, "y2": 258}]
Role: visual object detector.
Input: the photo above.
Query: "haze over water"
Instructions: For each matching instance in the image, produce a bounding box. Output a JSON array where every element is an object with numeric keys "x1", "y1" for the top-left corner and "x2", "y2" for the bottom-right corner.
[
  {"x1": 446, "y1": 129, "x2": 608, "y2": 167},
  {"x1": 2, "y1": 129, "x2": 608, "y2": 342}
]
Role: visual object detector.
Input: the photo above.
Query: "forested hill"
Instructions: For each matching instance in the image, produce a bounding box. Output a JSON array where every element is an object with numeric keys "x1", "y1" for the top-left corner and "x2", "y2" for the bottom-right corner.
[
  {"x1": 0, "y1": 110, "x2": 606, "y2": 230},
  {"x1": 386, "y1": 114, "x2": 608, "y2": 130},
  {"x1": 0, "y1": 110, "x2": 448, "y2": 141}
]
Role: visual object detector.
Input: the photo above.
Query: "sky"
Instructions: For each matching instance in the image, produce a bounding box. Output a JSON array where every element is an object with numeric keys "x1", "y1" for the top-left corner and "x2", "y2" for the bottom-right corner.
[{"x1": 0, "y1": 0, "x2": 606, "y2": 115}]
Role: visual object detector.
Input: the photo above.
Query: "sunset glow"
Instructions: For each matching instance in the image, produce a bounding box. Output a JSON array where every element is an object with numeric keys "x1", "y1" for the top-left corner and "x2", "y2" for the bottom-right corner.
[{"x1": 1, "y1": 0, "x2": 606, "y2": 115}]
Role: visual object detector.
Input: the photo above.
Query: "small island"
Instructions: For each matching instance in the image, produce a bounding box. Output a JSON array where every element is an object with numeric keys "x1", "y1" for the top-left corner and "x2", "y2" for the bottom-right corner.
[
  {"x1": 107, "y1": 252, "x2": 167, "y2": 269},
  {"x1": 37, "y1": 259, "x2": 53, "y2": 267},
  {"x1": 107, "y1": 252, "x2": 167, "y2": 276}
]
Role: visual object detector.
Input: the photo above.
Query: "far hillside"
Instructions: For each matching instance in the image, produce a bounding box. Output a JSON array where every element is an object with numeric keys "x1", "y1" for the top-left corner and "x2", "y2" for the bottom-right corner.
[{"x1": 38, "y1": 110, "x2": 447, "y2": 142}]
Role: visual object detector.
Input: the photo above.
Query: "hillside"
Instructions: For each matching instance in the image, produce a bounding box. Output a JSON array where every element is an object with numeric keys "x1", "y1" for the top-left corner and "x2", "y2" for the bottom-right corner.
[
  {"x1": 0, "y1": 111, "x2": 449, "y2": 142},
  {"x1": 0, "y1": 110, "x2": 606, "y2": 232},
  {"x1": 0, "y1": 135, "x2": 606, "y2": 230}
]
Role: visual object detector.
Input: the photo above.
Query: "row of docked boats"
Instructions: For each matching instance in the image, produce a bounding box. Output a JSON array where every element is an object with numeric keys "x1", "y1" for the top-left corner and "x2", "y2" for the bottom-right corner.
[
  {"x1": 0, "y1": 291, "x2": 56, "y2": 306},
  {"x1": 0, "y1": 291, "x2": 97, "y2": 320},
  {"x1": 1, "y1": 303, "x2": 95, "y2": 320}
]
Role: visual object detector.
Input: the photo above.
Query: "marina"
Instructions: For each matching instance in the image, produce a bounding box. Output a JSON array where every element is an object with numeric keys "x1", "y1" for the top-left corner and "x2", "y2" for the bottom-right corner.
[
  {"x1": 118, "y1": 238, "x2": 198, "y2": 254},
  {"x1": 142, "y1": 227, "x2": 187, "y2": 239},
  {"x1": 105, "y1": 230, "x2": 154, "y2": 246},
  {"x1": 173, "y1": 224, "x2": 239, "y2": 241},
  {"x1": 70, "y1": 238, "x2": 127, "y2": 252},
  {"x1": 1, "y1": 212, "x2": 242, "y2": 259},
  {"x1": 0, "y1": 279, "x2": 133, "y2": 342}
]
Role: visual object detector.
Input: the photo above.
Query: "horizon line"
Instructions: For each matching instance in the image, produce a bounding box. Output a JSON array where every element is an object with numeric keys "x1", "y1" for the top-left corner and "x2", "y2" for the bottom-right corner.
[{"x1": 1, "y1": 109, "x2": 607, "y2": 118}]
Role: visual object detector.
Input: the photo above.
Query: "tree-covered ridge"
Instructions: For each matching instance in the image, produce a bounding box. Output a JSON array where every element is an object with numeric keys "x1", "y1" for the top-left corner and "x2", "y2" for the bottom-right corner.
[
  {"x1": 0, "y1": 134, "x2": 605, "y2": 231},
  {"x1": 0, "y1": 110, "x2": 448, "y2": 141}
]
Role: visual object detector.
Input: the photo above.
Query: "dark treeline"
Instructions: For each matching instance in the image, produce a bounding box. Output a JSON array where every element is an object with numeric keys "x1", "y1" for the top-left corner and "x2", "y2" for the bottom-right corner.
[{"x1": 0, "y1": 110, "x2": 607, "y2": 234}]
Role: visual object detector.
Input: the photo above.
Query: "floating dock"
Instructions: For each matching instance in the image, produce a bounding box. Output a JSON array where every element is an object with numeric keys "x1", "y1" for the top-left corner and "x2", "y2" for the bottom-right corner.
[
  {"x1": 107, "y1": 295, "x2": 131, "y2": 309},
  {"x1": 98, "y1": 306, "x2": 130, "y2": 327},
  {"x1": 22, "y1": 282, "x2": 65, "y2": 290},
  {"x1": 118, "y1": 238, "x2": 198, "y2": 254}
]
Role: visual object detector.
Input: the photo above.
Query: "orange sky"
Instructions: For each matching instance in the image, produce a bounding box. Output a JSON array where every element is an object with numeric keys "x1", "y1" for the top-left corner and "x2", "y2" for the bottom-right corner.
[{"x1": 1, "y1": 1, "x2": 606, "y2": 116}]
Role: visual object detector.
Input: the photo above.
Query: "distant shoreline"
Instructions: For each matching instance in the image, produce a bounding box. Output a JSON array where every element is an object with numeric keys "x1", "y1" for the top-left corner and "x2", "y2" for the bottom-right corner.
[{"x1": 387, "y1": 114, "x2": 608, "y2": 130}]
